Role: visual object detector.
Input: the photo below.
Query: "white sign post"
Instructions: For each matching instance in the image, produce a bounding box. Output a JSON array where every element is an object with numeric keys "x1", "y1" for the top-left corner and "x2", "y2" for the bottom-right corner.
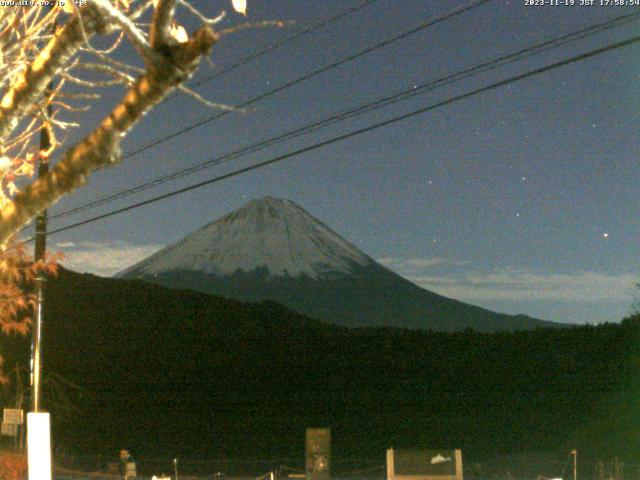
[{"x1": 27, "y1": 412, "x2": 51, "y2": 480}]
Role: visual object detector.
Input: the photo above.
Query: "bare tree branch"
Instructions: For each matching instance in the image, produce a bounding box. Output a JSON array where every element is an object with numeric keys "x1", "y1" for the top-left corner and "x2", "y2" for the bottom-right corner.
[
  {"x1": 0, "y1": 27, "x2": 218, "y2": 245},
  {"x1": 91, "y1": 0, "x2": 158, "y2": 62},
  {"x1": 150, "y1": 0, "x2": 178, "y2": 48},
  {"x1": 0, "y1": 6, "x2": 108, "y2": 142}
]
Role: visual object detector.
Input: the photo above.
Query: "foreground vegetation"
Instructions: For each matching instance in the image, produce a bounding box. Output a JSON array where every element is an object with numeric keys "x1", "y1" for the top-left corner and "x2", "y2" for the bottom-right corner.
[{"x1": 2, "y1": 269, "x2": 638, "y2": 468}]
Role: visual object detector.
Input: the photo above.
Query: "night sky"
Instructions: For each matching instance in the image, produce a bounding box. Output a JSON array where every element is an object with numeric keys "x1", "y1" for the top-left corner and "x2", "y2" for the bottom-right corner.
[{"x1": 46, "y1": 0, "x2": 640, "y2": 325}]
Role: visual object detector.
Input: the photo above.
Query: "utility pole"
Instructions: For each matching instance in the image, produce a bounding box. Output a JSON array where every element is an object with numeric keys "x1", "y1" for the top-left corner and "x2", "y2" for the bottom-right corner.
[
  {"x1": 31, "y1": 99, "x2": 51, "y2": 413},
  {"x1": 31, "y1": 8, "x2": 57, "y2": 415},
  {"x1": 27, "y1": 79, "x2": 53, "y2": 480}
]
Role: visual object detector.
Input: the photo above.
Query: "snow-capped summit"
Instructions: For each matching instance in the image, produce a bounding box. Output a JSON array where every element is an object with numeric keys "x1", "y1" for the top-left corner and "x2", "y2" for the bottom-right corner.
[
  {"x1": 118, "y1": 196, "x2": 374, "y2": 280},
  {"x1": 119, "y1": 196, "x2": 559, "y2": 332}
]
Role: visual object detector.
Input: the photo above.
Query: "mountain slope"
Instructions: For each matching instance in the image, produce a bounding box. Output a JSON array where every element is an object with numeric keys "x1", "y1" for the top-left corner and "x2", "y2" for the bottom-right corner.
[
  {"x1": 117, "y1": 196, "x2": 373, "y2": 280},
  {"x1": 119, "y1": 196, "x2": 559, "y2": 332}
]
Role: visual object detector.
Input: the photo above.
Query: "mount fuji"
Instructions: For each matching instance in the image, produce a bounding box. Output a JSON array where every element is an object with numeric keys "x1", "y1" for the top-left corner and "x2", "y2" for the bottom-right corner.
[{"x1": 118, "y1": 196, "x2": 559, "y2": 331}]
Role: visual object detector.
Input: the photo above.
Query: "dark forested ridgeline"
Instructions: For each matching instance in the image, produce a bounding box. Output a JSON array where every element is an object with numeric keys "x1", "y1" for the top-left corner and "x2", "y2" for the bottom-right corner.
[{"x1": 1, "y1": 269, "x2": 638, "y2": 466}]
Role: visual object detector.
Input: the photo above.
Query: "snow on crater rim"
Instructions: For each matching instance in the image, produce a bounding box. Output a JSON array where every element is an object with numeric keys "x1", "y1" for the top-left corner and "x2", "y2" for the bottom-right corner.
[{"x1": 119, "y1": 196, "x2": 374, "y2": 279}]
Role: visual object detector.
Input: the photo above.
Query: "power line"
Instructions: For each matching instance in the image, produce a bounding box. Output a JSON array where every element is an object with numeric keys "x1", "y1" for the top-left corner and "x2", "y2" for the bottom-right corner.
[
  {"x1": 39, "y1": 33, "x2": 640, "y2": 239},
  {"x1": 49, "y1": 0, "x2": 383, "y2": 164},
  {"x1": 181, "y1": 0, "x2": 383, "y2": 92},
  {"x1": 76, "y1": 0, "x2": 493, "y2": 167},
  {"x1": 51, "y1": 10, "x2": 640, "y2": 220}
]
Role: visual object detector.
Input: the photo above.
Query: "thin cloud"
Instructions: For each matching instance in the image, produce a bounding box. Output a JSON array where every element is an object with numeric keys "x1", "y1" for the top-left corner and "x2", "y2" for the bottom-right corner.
[
  {"x1": 56, "y1": 241, "x2": 162, "y2": 277},
  {"x1": 380, "y1": 257, "x2": 638, "y2": 304},
  {"x1": 408, "y1": 270, "x2": 638, "y2": 303}
]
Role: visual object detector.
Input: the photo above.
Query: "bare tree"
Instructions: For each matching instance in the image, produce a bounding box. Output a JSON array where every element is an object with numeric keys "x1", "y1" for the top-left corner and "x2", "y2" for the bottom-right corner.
[{"x1": 0, "y1": 0, "x2": 250, "y2": 373}]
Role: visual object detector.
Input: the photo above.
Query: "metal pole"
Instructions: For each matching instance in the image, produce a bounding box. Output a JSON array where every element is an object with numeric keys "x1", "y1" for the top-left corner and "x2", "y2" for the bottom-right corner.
[
  {"x1": 572, "y1": 449, "x2": 577, "y2": 480},
  {"x1": 30, "y1": 95, "x2": 51, "y2": 413},
  {"x1": 174, "y1": 457, "x2": 178, "y2": 480},
  {"x1": 30, "y1": 278, "x2": 44, "y2": 412},
  {"x1": 28, "y1": 19, "x2": 55, "y2": 479}
]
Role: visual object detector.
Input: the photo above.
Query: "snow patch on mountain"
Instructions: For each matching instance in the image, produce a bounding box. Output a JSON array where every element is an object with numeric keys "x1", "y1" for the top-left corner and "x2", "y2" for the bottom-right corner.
[{"x1": 117, "y1": 197, "x2": 374, "y2": 279}]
